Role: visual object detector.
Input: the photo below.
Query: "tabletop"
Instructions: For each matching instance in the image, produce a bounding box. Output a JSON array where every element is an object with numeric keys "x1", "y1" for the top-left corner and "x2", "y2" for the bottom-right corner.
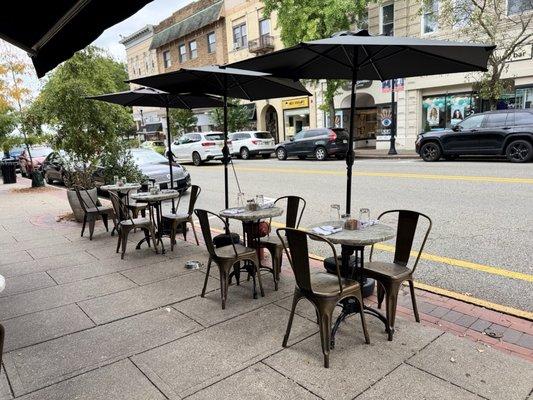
[
  {"x1": 131, "y1": 189, "x2": 180, "y2": 202},
  {"x1": 306, "y1": 221, "x2": 395, "y2": 246},
  {"x1": 220, "y1": 206, "x2": 284, "y2": 222},
  {"x1": 100, "y1": 183, "x2": 141, "y2": 192}
]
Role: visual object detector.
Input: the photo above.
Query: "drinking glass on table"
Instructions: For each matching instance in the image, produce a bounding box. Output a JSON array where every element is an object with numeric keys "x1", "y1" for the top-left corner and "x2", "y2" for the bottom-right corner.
[
  {"x1": 330, "y1": 204, "x2": 341, "y2": 225},
  {"x1": 113, "y1": 175, "x2": 119, "y2": 185},
  {"x1": 359, "y1": 208, "x2": 370, "y2": 223},
  {"x1": 121, "y1": 176, "x2": 127, "y2": 185},
  {"x1": 255, "y1": 194, "x2": 264, "y2": 207},
  {"x1": 236, "y1": 192, "x2": 245, "y2": 208}
]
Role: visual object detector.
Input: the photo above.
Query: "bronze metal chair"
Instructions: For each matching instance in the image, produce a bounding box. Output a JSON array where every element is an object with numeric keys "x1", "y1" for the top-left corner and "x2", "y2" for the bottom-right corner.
[
  {"x1": 277, "y1": 228, "x2": 370, "y2": 368},
  {"x1": 74, "y1": 186, "x2": 116, "y2": 240},
  {"x1": 109, "y1": 191, "x2": 159, "y2": 259},
  {"x1": 162, "y1": 185, "x2": 201, "y2": 251},
  {"x1": 258, "y1": 196, "x2": 306, "y2": 282},
  {"x1": 366, "y1": 210, "x2": 432, "y2": 341},
  {"x1": 195, "y1": 209, "x2": 264, "y2": 309}
]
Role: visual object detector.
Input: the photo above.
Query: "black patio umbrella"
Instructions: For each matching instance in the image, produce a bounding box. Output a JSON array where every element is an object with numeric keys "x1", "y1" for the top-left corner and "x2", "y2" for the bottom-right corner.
[
  {"x1": 231, "y1": 30, "x2": 495, "y2": 214},
  {"x1": 0, "y1": 0, "x2": 153, "y2": 77},
  {"x1": 87, "y1": 87, "x2": 225, "y2": 212},
  {"x1": 129, "y1": 66, "x2": 311, "y2": 215}
]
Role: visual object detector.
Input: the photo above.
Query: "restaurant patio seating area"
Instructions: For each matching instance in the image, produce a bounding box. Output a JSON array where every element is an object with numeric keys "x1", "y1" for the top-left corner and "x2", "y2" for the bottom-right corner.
[{"x1": 0, "y1": 181, "x2": 532, "y2": 399}]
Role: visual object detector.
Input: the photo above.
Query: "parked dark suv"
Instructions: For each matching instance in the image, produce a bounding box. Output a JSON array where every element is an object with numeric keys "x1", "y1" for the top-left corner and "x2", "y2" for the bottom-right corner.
[
  {"x1": 416, "y1": 109, "x2": 533, "y2": 163},
  {"x1": 275, "y1": 128, "x2": 349, "y2": 161}
]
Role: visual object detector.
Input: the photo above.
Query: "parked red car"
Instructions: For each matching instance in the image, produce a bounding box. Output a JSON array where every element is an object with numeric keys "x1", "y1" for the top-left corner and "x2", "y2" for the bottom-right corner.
[{"x1": 19, "y1": 146, "x2": 53, "y2": 177}]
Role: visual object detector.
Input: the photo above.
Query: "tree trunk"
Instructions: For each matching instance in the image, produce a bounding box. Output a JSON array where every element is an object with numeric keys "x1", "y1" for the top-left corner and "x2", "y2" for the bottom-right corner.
[{"x1": 328, "y1": 97, "x2": 336, "y2": 128}]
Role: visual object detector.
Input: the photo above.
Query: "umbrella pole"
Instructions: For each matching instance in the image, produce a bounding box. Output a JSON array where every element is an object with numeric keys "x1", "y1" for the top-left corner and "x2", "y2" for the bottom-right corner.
[
  {"x1": 222, "y1": 88, "x2": 230, "y2": 234},
  {"x1": 166, "y1": 106, "x2": 176, "y2": 214},
  {"x1": 346, "y1": 63, "x2": 358, "y2": 215}
]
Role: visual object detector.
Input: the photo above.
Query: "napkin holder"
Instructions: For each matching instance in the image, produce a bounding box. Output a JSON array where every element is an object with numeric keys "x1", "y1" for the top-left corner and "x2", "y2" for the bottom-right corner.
[
  {"x1": 246, "y1": 200, "x2": 259, "y2": 211},
  {"x1": 344, "y1": 218, "x2": 359, "y2": 230}
]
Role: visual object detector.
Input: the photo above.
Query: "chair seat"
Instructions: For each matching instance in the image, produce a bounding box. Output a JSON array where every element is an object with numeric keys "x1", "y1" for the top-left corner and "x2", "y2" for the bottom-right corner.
[
  {"x1": 259, "y1": 235, "x2": 282, "y2": 248},
  {"x1": 365, "y1": 261, "x2": 411, "y2": 281},
  {"x1": 162, "y1": 212, "x2": 189, "y2": 221},
  {"x1": 86, "y1": 205, "x2": 114, "y2": 214},
  {"x1": 128, "y1": 203, "x2": 147, "y2": 210},
  {"x1": 311, "y1": 272, "x2": 360, "y2": 296},
  {"x1": 216, "y1": 243, "x2": 256, "y2": 259},
  {"x1": 120, "y1": 217, "x2": 151, "y2": 227}
]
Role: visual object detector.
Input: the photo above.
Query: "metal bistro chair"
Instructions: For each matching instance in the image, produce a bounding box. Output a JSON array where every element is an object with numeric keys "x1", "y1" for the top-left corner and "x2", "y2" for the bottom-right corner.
[
  {"x1": 74, "y1": 186, "x2": 116, "y2": 240},
  {"x1": 195, "y1": 209, "x2": 264, "y2": 309},
  {"x1": 109, "y1": 191, "x2": 159, "y2": 259},
  {"x1": 366, "y1": 210, "x2": 432, "y2": 341},
  {"x1": 278, "y1": 228, "x2": 370, "y2": 368},
  {"x1": 258, "y1": 196, "x2": 306, "y2": 282},
  {"x1": 162, "y1": 185, "x2": 201, "y2": 251}
]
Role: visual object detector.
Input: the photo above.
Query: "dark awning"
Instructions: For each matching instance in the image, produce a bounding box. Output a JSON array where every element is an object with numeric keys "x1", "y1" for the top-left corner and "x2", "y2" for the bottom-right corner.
[
  {"x1": 0, "y1": 0, "x2": 153, "y2": 78},
  {"x1": 150, "y1": 1, "x2": 223, "y2": 49}
]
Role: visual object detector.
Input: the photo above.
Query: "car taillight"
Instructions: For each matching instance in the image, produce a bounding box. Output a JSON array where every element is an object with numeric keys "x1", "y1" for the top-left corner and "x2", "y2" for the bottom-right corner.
[
  {"x1": 328, "y1": 130, "x2": 337, "y2": 142},
  {"x1": 251, "y1": 140, "x2": 259, "y2": 145},
  {"x1": 202, "y1": 142, "x2": 216, "y2": 147}
]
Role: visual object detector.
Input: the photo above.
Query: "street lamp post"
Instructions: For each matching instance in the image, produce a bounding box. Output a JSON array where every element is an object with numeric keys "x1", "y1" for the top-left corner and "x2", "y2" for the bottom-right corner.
[{"x1": 388, "y1": 79, "x2": 398, "y2": 155}]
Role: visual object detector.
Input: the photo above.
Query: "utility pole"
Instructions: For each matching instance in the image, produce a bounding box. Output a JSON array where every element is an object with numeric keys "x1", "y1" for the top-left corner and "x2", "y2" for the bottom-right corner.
[{"x1": 388, "y1": 79, "x2": 398, "y2": 155}]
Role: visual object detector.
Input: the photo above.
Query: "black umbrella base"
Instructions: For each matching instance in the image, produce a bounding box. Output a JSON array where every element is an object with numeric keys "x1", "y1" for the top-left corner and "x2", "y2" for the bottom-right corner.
[{"x1": 323, "y1": 256, "x2": 375, "y2": 297}]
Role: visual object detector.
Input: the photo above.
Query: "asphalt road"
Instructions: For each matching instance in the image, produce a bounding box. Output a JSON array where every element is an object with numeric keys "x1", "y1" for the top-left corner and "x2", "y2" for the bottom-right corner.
[{"x1": 183, "y1": 155, "x2": 533, "y2": 314}]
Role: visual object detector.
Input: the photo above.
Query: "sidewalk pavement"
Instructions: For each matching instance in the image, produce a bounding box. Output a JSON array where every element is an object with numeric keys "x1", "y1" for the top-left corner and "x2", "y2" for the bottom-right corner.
[{"x1": 0, "y1": 179, "x2": 531, "y2": 400}]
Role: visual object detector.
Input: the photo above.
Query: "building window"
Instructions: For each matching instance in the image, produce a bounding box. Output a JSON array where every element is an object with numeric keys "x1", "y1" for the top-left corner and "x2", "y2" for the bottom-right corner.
[
  {"x1": 163, "y1": 51, "x2": 171, "y2": 68},
  {"x1": 232, "y1": 23, "x2": 247, "y2": 50},
  {"x1": 380, "y1": 4, "x2": 394, "y2": 36},
  {"x1": 189, "y1": 40, "x2": 197, "y2": 59},
  {"x1": 422, "y1": 0, "x2": 438, "y2": 34},
  {"x1": 422, "y1": 93, "x2": 479, "y2": 131},
  {"x1": 259, "y1": 18, "x2": 271, "y2": 37},
  {"x1": 179, "y1": 44, "x2": 188, "y2": 63},
  {"x1": 508, "y1": 0, "x2": 533, "y2": 14},
  {"x1": 207, "y1": 32, "x2": 216, "y2": 53}
]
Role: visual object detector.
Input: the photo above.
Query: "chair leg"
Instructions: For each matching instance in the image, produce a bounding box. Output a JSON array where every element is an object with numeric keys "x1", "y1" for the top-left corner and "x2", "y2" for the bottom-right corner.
[
  {"x1": 408, "y1": 280, "x2": 420, "y2": 323},
  {"x1": 170, "y1": 221, "x2": 177, "y2": 252},
  {"x1": 385, "y1": 282, "x2": 401, "y2": 341},
  {"x1": 115, "y1": 230, "x2": 121, "y2": 253},
  {"x1": 318, "y1": 306, "x2": 334, "y2": 368},
  {"x1": 88, "y1": 216, "x2": 95, "y2": 240},
  {"x1": 120, "y1": 228, "x2": 130, "y2": 259},
  {"x1": 142, "y1": 228, "x2": 151, "y2": 247},
  {"x1": 190, "y1": 219, "x2": 199, "y2": 245},
  {"x1": 102, "y1": 214, "x2": 109, "y2": 232},
  {"x1": 252, "y1": 255, "x2": 265, "y2": 297},
  {"x1": 150, "y1": 225, "x2": 159, "y2": 254},
  {"x1": 0, "y1": 322, "x2": 4, "y2": 366},
  {"x1": 377, "y1": 282, "x2": 385, "y2": 309},
  {"x1": 282, "y1": 290, "x2": 300, "y2": 347},
  {"x1": 81, "y1": 214, "x2": 87, "y2": 237},
  {"x1": 354, "y1": 293, "x2": 370, "y2": 344},
  {"x1": 201, "y1": 258, "x2": 212, "y2": 297},
  {"x1": 219, "y1": 270, "x2": 228, "y2": 310},
  {"x1": 110, "y1": 214, "x2": 117, "y2": 236}
]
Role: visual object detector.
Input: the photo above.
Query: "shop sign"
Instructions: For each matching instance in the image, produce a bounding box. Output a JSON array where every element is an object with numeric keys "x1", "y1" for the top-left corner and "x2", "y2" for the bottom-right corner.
[
  {"x1": 381, "y1": 78, "x2": 404, "y2": 93},
  {"x1": 507, "y1": 45, "x2": 532, "y2": 62},
  {"x1": 342, "y1": 80, "x2": 372, "y2": 91},
  {"x1": 282, "y1": 97, "x2": 309, "y2": 109}
]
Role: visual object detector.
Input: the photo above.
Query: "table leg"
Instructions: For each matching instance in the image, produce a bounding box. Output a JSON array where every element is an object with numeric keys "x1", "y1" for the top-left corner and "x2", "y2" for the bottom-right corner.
[{"x1": 155, "y1": 201, "x2": 165, "y2": 254}]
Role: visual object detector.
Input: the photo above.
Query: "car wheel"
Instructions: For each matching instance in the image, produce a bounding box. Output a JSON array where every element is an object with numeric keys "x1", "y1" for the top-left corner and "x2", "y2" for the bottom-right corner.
[
  {"x1": 261, "y1": 154, "x2": 271, "y2": 159},
  {"x1": 240, "y1": 147, "x2": 250, "y2": 160},
  {"x1": 315, "y1": 146, "x2": 327, "y2": 161},
  {"x1": 420, "y1": 142, "x2": 442, "y2": 162},
  {"x1": 506, "y1": 140, "x2": 533, "y2": 163},
  {"x1": 45, "y1": 174, "x2": 54, "y2": 184},
  {"x1": 276, "y1": 147, "x2": 287, "y2": 160},
  {"x1": 192, "y1": 152, "x2": 202, "y2": 166}
]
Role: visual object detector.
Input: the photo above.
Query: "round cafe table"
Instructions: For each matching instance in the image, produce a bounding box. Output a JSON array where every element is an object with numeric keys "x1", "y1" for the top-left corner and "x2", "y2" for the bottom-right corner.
[
  {"x1": 131, "y1": 190, "x2": 181, "y2": 254},
  {"x1": 219, "y1": 206, "x2": 284, "y2": 296},
  {"x1": 306, "y1": 221, "x2": 395, "y2": 348}
]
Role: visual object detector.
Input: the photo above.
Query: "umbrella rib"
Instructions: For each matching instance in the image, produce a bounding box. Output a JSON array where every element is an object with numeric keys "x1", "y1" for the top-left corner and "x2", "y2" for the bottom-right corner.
[
  {"x1": 340, "y1": 45, "x2": 354, "y2": 68},
  {"x1": 358, "y1": 46, "x2": 395, "y2": 68},
  {"x1": 360, "y1": 45, "x2": 384, "y2": 81},
  {"x1": 295, "y1": 45, "x2": 352, "y2": 75},
  {"x1": 228, "y1": 74, "x2": 253, "y2": 101}
]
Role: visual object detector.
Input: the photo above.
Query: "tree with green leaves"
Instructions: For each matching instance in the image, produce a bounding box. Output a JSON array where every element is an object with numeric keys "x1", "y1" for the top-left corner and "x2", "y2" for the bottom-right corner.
[
  {"x1": 263, "y1": 0, "x2": 370, "y2": 125},
  {"x1": 210, "y1": 99, "x2": 250, "y2": 132},
  {"x1": 436, "y1": 0, "x2": 533, "y2": 109},
  {"x1": 169, "y1": 108, "x2": 198, "y2": 136}
]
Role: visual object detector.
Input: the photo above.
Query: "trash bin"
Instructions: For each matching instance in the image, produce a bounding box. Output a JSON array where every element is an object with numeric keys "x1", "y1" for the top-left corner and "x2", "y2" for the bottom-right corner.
[{"x1": 0, "y1": 162, "x2": 17, "y2": 184}]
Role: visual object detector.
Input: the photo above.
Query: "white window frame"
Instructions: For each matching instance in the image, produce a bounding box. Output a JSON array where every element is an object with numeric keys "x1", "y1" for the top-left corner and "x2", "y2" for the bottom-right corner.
[
  {"x1": 421, "y1": 0, "x2": 439, "y2": 35},
  {"x1": 232, "y1": 23, "x2": 247, "y2": 50},
  {"x1": 189, "y1": 40, "x2": 197, "y2": 59},
  {"x1": 163, "y1": 50, "x2": 171, "y2": 68},
  {"x1": 178, "y1": 44, "x2": 188, "y2": 63},
  {"x1": 379, "y1": 3, "x2": 394, "y2": 36},
  {"x1": 207, "y1": 32, "x2": 216, "y2": 53}
]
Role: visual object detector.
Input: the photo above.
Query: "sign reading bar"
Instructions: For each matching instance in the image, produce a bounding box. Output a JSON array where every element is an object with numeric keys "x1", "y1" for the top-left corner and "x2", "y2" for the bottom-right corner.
[{"x1": 282, "y1": 97, "x2": 309, "y2": 109}]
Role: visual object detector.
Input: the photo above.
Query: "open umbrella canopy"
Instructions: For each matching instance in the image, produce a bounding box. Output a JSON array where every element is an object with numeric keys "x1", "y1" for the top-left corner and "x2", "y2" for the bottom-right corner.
[
  {"x1": 0, "y1": 0, "x2": 153, "y2": 78},
  {"x1": 230, "y1": 30, "x2": 495, "y2": 80},
  {"x1": 87, "y1": 87, "x2": 225, "y2": 108},
  {"x1": 128, "y1": 65, "x2": 311, "y2": 100}
]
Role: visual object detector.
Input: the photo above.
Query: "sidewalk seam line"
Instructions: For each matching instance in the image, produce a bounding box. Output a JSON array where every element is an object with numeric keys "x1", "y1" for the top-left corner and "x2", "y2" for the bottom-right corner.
[{"x1": 129, "y1": 357, "x2": 170, "y2": 400}]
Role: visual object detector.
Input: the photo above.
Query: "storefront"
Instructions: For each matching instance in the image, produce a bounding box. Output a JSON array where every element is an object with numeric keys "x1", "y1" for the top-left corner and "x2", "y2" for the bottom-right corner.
[{"x1": 283, "y1": 97, "x2": 310, "y2": 137}]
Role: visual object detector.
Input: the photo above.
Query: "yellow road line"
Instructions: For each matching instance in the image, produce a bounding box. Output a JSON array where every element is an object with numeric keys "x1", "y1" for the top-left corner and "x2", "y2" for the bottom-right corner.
[{"x1": 233, "y1": 166, "x2": 533, "y2": 184}]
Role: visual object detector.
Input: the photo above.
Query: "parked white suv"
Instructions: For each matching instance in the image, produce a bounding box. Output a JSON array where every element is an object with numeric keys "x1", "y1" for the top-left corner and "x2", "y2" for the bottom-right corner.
[
  {"x1": 168, "y1": 132, "x2": 231, "y2": 166},
  {"x1": 229, "y1": 131, "x2": 276, "y2": 159}
]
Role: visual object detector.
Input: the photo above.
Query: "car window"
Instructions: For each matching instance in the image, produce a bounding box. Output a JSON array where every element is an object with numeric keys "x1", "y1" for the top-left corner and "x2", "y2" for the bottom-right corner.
[
  {"x1": 483, "y1": 113, "x2": 508, "y2": 128},
  {"x1": 293, "y1": 131, "x2": 305, "y2": 140},
  {"x1": 254, "y1": 132, "x2": 272, "y2": 139},
  {"x1": 304, "y1": 130, "x2": 320, "y2": 139},
  {"x1": 178, "y1": 136, "x2": 189, "y2": 144},
  {"x1": 458, "y1": 114, "x2": 484, "y2": 130},
  {"x1": 131, "y1": 149, "x2": 167, "y2": 164},
  {"x1": 30, "y1": 147, "x2": 53, "y2": 157},
  {"x1": 513, "y1": 112, "x2": 533, "y2": 125},
  {"x1": 205, "y1": 133, "x2": 224, "y2": 141}
]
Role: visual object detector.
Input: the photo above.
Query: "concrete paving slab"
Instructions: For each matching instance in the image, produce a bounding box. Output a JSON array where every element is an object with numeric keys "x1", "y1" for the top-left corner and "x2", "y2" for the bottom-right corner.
[
  {"x1": 408, "y1": 333, "x2": 533, "y2": 400},
  {"x1": 0, "y1": 272, "x2": 56, "y2": 298},
  {"x1": 1, "y1": 304, "x2": 94, "y2": 352},
  {"x1": 264, "y1": 317, "x2": 443, "y2": 400},
  {"x1": 274, "y1": 295, "x2": 319, "y2": 322},
  {"x1": 78, "y1": 272, "x2": 216, "y2": 324},
  {"x1": 132, "y1": 304, "x2": 317, "y2": 399},
  {"x1": 0, "y1": 273, "x2": 136, "y2": 320},
  {"x1": 356, "y1": 364, "x2": 483, "y2": 400},
  {"x1": 0, "y1": 250, "x2": 33, "y2": 266},
  {"x1": 85, "y1": 244, "x2": 164, "y2": 261},
  {"x1": 0, "y1": 368, "x2": 12, "y2": 400},
  {"x1": 4, "y1": 308, "x2": 200, "y2": 396},
  {"x1": 0, "y1": 252, "x2": 99, "y2": 278},
  {"x1": 186, "y1": 362, "x2": 320, "y2": 400},
  {"x1": 17, "y1": 360, "x2": 165, "y2": 400},
  {"x1": 174, "y1": 275, "x2": 294, "y2": 327}
]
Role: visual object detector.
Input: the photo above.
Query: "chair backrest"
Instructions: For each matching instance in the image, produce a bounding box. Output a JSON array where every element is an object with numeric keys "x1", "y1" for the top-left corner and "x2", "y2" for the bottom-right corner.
[
  {"x1": 374, "y1": 210, "x2": 432, "y2": 272},
  {"x1": 277, "y1": 227, "x2": 343, "y2": 295},
  {"x1": 194, "y1": 209, "x2": 235, "y2": 259},
  {"x1": 187, "y1": 185, "x2": 201, "y2": 216},
  {"x1": 273, "y1": 195, "x2": 306, "y2": 229},
  {"x1": 74, "y1": 186, "x2": 99, "y2": 213},
  {"x1": 108, "y1": 191, "x2": 132, "y2": 223}
]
